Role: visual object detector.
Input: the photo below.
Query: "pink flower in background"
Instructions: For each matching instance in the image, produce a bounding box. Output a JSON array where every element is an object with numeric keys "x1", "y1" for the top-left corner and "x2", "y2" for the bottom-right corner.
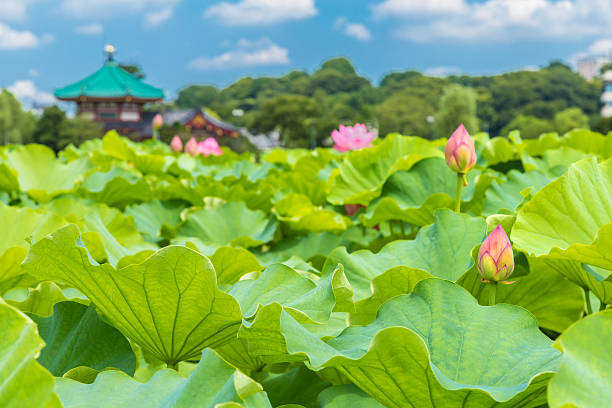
[
  {"x1": 445, "y1": 124, "x2": 476, "y2": 174},
  {"x1": 197, "y1": 137, "x2": 223, "y2": 156},
  {"x1": 331, "y1": 123, "x2": 375, "y2": 152},
  {"x1": 184, "y1": 137, "x2": 198, "y2": 155},
  {"x1": 152, "y1": 113, "x2": 164, "y2": 130},
  {"x1": 170, "y1": 135, "x2": 182, "y2": 152}
]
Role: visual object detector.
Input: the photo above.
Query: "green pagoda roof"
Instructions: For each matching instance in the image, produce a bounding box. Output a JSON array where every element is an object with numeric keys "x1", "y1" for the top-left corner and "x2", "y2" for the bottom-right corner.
[{"x1": 55, "y1": 61, "x2": 164, "y2": 101}]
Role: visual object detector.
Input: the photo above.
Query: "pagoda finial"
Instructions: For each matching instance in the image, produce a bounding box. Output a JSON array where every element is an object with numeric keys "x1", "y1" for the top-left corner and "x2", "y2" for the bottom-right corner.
[{"x1": 104, "y1": 44, "x2": 115, "y2": 62}]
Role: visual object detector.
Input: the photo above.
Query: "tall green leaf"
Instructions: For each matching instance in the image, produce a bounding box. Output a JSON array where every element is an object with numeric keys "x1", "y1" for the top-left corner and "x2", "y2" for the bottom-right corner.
[{"x1": 23, "y1": 225, "x2": 243, "y2": 365}]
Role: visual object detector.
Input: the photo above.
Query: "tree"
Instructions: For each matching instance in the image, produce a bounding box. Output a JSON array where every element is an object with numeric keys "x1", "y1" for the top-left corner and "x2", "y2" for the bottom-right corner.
[
  {"x1": 33, "y1": 106, "x2": 66, "y2": 149},
  {"x1": 251, "y1": 94, "x2": 320, "y2": 147},
  {"x1": 434, "y1": 85, "x2": 479, "y2": 139},
  {"x1": 376, "y1": 93, "x2": 434, "y2": 138},
  {"x1": 56, "y1": 116, "x2": 103, "y2": 150},
  {"x1": 176, "y1": 85, "x2": 219, "y2": 108},
  {"x1": 500, "y1": 115, "x2": 552, "y2": 139},
  {"x1": 119, "y1": 64, "x2": 145, "y2": 79},
  {"x1": 32, "y1": 107, "x2": 103, "y2": 150},
  {"x1": 553, "y1": 107, "x2": 589, "y2": 134},
  {"x1": 0, "y1": 90, "x2": 33, "y2": 144},
  {"x1": 320, "y1": 57, "x2": 356, "y2": 75}
]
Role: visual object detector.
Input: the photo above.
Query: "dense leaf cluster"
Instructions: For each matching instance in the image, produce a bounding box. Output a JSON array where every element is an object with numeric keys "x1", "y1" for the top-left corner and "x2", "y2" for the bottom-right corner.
[{"x1": 0, "y1": 128, "x2": 611, "y2": 407}]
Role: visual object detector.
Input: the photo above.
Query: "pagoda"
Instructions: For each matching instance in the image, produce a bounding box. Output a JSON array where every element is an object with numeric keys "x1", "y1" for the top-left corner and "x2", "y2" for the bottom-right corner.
[{"x1": 55, "y1": 45, "x2": 239, "y2": 139}]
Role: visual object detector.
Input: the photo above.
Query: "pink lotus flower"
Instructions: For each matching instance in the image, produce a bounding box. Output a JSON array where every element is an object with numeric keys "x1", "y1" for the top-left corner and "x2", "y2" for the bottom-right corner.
[
  {"x1": 331, "y1": 123, "x2": 375, "y2": 152},
  {"x1": 478, "y1": 225, "x2": 515, "y2": 284},
  {"x1": 184, "y1": 137, "x2": 198, "y2": 155},
  {"x1": 170, "y1": 135, "x2": 182, "y2": 152},
  {"x1": 152, "y1": 113, "x2": 164, "y2": 130},
  {"x1": 197, "y1": 137, "x2": 223, "y2": 157},
  {"x1": 445, "y1": 124, "x2": 476, "y2": 174}
]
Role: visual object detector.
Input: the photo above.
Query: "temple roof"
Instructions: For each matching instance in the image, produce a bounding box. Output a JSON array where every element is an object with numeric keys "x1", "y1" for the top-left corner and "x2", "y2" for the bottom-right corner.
[{"x1": 55, "y1": 61, "x2": 164, "y2": 101}]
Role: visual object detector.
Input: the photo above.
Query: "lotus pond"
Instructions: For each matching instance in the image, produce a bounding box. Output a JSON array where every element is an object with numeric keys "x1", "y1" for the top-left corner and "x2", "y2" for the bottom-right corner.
[{"x1": 0, "y1": 129, "x2": 610, "y2": 408}]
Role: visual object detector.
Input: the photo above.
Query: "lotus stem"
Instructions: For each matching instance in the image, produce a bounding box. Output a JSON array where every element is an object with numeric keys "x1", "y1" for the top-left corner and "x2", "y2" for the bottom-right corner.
[
  {"x1": 483, "y1": 282, "x2": 497, "y2": 306},
  {"x1": 584, "y1": 288, "x2": 593, "y2": 315},
  {"x1": 168, "y1": 362, "x2": 179, "y2": 371},
  {"x1": 455, "y1": 173, "x2": 464, "y2": 213}
]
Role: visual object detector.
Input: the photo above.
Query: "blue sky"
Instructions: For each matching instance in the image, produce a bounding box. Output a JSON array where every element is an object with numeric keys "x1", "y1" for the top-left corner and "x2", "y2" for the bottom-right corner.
[{"x1": 1, "y1": 0, "x2": 611, "y2": 108}]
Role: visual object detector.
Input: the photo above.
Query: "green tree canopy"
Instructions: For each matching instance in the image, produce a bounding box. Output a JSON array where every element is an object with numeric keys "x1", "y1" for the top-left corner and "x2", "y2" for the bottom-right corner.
[{"x1": 434, "y1": 84, "x2": 479, "y2": 139}]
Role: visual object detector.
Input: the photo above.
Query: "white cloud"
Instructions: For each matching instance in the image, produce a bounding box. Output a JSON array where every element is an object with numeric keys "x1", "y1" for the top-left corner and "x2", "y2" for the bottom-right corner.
[
  {"x1": 424, "y1": 66, "x2": 462, "y2": 77},
  {"x1": 144, "y1": 7, "x2": 173, "y2": 27},
  {"x1": 188, "y1": 38, "x2": 289, "y2": 70},
  {"x1": 6, "y1": 80, "x2": 55, "y2": 108},
  {"x1": 76, "y1": 23, "x2": 104, "y2": 35},
  {"x1": 0, "y1": 0, "x2": 31, "y2": 21},
  {"x1": 373, "y1": 0, "x2": 467, "y2": 17},
  {"x1": 588, "y1": 38, "x2": 612, "y2": 56},
  {"x1": 333, "y1": 17, "x2": 371, "y2": 42},
  {"x1": 373, "y1": 0, "x2": 612, "y2": 43},
  {"x1": 0, "y1": 23, "x2": 52, "y2": 50},
  {"x1": 61, "y1": 0, "x2": 179, "y2": 26},
  {"x1": 28, "y1": 68, "x2": 38, "y2": 77},
  {"x1": 204, "y1": 0, "x2": 317, "y2": 26}
]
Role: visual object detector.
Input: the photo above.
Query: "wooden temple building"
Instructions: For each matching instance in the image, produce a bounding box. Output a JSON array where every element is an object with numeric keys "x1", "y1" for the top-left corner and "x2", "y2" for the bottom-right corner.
[{"x1": 54, "y1": 46, "x2": 239, "y2": 139}]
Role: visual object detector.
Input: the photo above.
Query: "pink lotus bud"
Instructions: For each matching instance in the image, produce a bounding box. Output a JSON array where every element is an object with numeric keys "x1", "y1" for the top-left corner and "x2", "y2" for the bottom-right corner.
[
  {"x1": 332, "y1": 123, "x2": 375, "y2": 152},
  {"x1": 197, "y1": 137, "x2": 223, "y2": 157},
  {"x1": 152, "y1": 113, "x2": 164, "y2": 130},
  {"x1": 170, "y1": 135, "x2": 182, "y2": 152},
  {"x1": 478, "y1": 225, "x2": 515, "y2": 283},
  {"x1": 184, "y1": 137, "x2": 198, "y2": 155},
  {"x1": 445, "y1": 124, "x2": 476, "y2": 174}
]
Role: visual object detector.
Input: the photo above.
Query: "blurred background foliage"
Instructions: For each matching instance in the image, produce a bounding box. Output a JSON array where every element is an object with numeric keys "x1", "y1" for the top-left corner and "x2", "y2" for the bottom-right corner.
[{"x1": 1, "y1": 57, "x2": 608, "y2": 150}]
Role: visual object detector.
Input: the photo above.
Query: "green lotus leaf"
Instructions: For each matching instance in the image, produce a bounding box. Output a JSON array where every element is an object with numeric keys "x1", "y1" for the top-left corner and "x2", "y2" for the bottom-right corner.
[
  {"x1": 541, "y1": 257, "x2": 612, "y2": 304},
  {"x1": 81, "y1": 204, "x2": 157, "y2": 265},
  {"x1": 322, "y1": 210, "x2": 486, "y2": 305},
  {"x1": 512, "y1": 158, "x2": 612, "y2": 301},
  {"x1": 178, "y1": 201, "x2": 277, "y2": 248},
  {"x1": 562, "y1": 128, "x2": 612, "y2": 158},
  {"x1": 0, "y1": 203, "x2": 68, "y2": 289},
  {"x1": 548, "y1": 310, "x2": 612, "y2": 408},
  {"x1": 459, "y1": 257, "x2": 584, "y2": 333},
  {"x1": 0, "y1": 162, "x2": 19, "y2": 192},
  {"x1": 55, "y1": 349, "x2": 277, "y2": 408},
  {"x1": 327, "y1": 133, "x2": 444, "y2": 205},
  {"x1": 482, "y1": 136, "x2": 518, "y2": 166},
  {"x1": 30, "y1": 301, "x2": 136, "y2": 376},
  {"x1": 4, "y1": 281, "x2": 88, "y2": 316},
  {"x1": 23, "y1": 225, "x2": 243, "y2": 365},
  {"x1": 255, "y1": 232, "x2": 349, "y2": 265},
  {"x1": 522, "y1": 132, "x2": 561, "y2": 157},
  {"x1": 0, "y1": 299, "x2": 62, "y2": 408},
  {"x1": 360, "y1": 158, "x2": 479, "y2": 227},
  {"x1": 1, "y1": 144, "x2": 93, "y2": 202},
  {"x1": 318, "y1": 384, "x2": 385, "y2": 408},
  {"x1": 280, "y1": 279, "x2": 561, "y2": 407},
  {"x1": 125, "y1": 199, "x2": 184, "y2": 242},
  {"x1": 482, "y1": 170, "x2": 552, "y2": 216},
  {"x1": 273, "y1": 193, "x2": 351, "y2": 233},
  {"x1": 81, "y1": 166, "x2": 154, "y2": 207},
  {"x1": 210, "y1": 246, "x2": 264, "y2": 285},
  {"x1": 217, "y1": 264, "x2": 351, "y2": 371},
  {"x1": 262, "y1": 366, "x2": 331, "y2": 408}
]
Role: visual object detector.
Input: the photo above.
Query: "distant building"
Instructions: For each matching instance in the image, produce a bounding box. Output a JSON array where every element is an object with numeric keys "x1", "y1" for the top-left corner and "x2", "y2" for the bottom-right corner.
[
  {"x1": 55, "y1": 45, "x2": 238, "y2": 139},
  {"x1": 601, "y1": 70, "x2": 612, "y2": 118},
  {"x1": 577, "y1": 56, "x2": 610, "y2": 82}
]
